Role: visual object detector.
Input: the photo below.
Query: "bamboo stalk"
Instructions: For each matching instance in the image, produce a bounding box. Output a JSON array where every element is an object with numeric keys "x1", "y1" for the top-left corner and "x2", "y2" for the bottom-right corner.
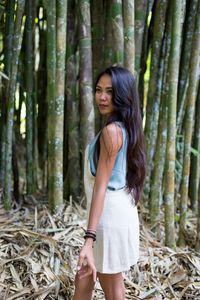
[
  {"x1": 135, "y1": 0, "x2": 148, "y2": 79},
  {"x1": 123, "y1": 0, "x2": 135, "y2": 74},
  {"x1": 196, "y1": 177, "x2": 200, "y2": 250},
  {"x1": 177, "y1": 0, "x2": 198, "y2": 133},
  {"x1": 0, "y1": 0, "x2": 15, "y2": 189},
  {"x1": 149, "y1": 29, "x2": 169, "y2": 232},
  {"x1": 91, "y1": 0, "x2": 104, "y2": 133},
  {"x1": 53, "y1": 0, "x2": 67, "y2": 208},
  {"x1": 179, "y1": 1, "x2": 200, "y2": 246},
  {"x1": 189, "y1": 84, "x2": 200, "y2": 210},
  {"x1": 78, "y1": 0, "x2": 94, "y2": 156},
  {"x1": 144, "y1": 0, "x2": 168, "y2": 200},
  {"x1": 91, "y1": 0, "x2": 104, "y2": 80},
  {"x1": 25, "y1": 0, "x2": 35, "y2": 194},
  {"x1": 46, "y1": 0, "x2": 57, "y2": 211},
  {"x1": 64, "y1": 0, "x2": 80, "y2": 200},
  {"x1": 111, "y1": 0, "x2": 124, "y2": 65},
  {"x1": 137, "y1": 0, "x2": 154, "y2": 104},
  {"x1": 164, "y1": 0, "x2": 185, "y2": 248},
  {"x1": 104, "y1": 1, "x2": 113, "y2": 66},
  {"x1": 4, "y1": 0, "x2": 25, "y2": 209},
  {"x1": 37, "y1": 13, "x2": 48, "y2": 190}
]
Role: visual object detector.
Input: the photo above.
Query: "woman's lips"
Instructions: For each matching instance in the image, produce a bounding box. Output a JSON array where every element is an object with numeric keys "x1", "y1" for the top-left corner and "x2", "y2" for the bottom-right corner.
[{"x1": 99, "y1": 104, "x2": 108, "y2": 109}]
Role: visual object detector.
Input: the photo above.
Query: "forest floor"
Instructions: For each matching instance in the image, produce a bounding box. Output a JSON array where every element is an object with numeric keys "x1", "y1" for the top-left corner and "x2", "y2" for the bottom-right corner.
[{"x1": 0, "y1": 194, "x2": 200, "y2": 300}]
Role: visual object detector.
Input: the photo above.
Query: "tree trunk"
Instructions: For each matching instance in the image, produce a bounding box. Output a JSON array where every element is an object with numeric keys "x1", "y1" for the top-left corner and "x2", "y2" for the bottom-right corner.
[
  {"x1": 134, "y1": 0, "x2": 148, "y2": 80},
  {"x1": 4, "y1": 0, "x2": 25, "y2": 209},
  {"x1": 111, "y1": 0, "x2": 124, "y2": 65},
  {"x1": 149, "y1": 29, "x2": 169, "y2": 232},
  {"x1": 52, "y1": 0, "x2": 67, "y2": 208},
  {"x1": 189, "y1": 84, "x2": 200, "y2": 211},
  {"x1": 79, "y1": 0, "x2": 94, "y2": 158},
  {"x1": 104, "y1": 1, "x2": 113, "y2": 66},
  {"x1": 12, "y1": 132, "x2": 19, "y2": 203},
  {"x1": 178, "y1": 1, "x2": 200, "y2": 246},
  {"x1": 177, "y1": 0, "x2": 198, "y2": 133},
  {"x1": 123, "y1": 0, "x2": 135, "y2": 74},
  {"x1": 91, "y1": 0, "x2": 104, "y2": 133},
  {"x1": 144, "y1": 0, "x2": 168, "y2": 200},
  {"x1": 64, "y1": 0, "x2": 80, "y2": 201},
  {"x1": 91, "y1": 0, "x2": 104, "y2": 80},
  {"x1": 0, "y1": 0, "x2": 15, "y2": 189},
  {"x1": 46, "y1": 0, "x2": 57, "y2": 211},
  {"x1": 25, "y1": 0, "x2": 35, "y2": 194},
  {"x1": 137, "y1": 0, "x2": 154, "y2": 100},
  {"x1": 196, "y1": 177, "x2": 200, "y2": 251},
  {"x1": 37, "y1": 17, "x2": 47, "y2": 190},
  {"x1": 164, "y1": 0, "x2": 185, "y2": 248}
]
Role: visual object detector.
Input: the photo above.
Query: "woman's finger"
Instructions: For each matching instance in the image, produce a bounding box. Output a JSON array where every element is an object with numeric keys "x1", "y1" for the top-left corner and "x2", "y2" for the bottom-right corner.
[
  {"x1": 77, "y1": 265, "x2": 88, "y2": 275},
  {"x1": 77, "y1": 253, "x2": 84, "y2": 271},
  {"x1": 92, "y1": 267, "x2": 97, "y2": 282},
  {"x1": 87, "y1": 261, "x2": 97, "y2": 282},
  {"x1": 79, "y1": 266, "x2": 94, "y2": 279}
]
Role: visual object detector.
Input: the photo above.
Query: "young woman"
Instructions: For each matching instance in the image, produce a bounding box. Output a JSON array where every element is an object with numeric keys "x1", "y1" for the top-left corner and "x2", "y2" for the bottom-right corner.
[{"x1": 73, "y1": 66, "x2": 146, "y2": 300}]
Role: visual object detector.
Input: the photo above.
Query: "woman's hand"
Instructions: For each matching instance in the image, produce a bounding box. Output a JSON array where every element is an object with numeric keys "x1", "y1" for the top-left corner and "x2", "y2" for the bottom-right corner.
[{"x1": 76, "y1": 239, "x2": 97, "y2": 282}]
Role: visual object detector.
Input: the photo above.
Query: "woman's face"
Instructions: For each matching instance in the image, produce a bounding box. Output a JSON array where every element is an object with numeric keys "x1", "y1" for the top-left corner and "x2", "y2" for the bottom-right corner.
[{"x1": 95, "y1": 74, "x2": 114, "y2": 116}]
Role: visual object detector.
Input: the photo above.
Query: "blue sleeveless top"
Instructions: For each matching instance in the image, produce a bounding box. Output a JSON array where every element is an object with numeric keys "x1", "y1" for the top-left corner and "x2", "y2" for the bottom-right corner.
[{"x1": 88, "y1": 122, "x2": 128, "y2": 190}]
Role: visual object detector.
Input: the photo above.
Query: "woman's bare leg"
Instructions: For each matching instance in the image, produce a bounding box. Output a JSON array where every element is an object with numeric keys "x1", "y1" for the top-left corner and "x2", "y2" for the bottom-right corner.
[
  {"x1": 73, "y1": 266, "x2": 95, "y2": 300},
  {"x1": 98, "y1": 272, "x2": 125, "y2": 300}
]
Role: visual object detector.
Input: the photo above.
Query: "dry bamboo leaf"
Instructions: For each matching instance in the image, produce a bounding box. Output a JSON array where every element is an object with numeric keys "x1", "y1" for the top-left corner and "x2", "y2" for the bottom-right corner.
[
  {"x1": 43, "y1": 265, "x2": 56, "y2": 281},
  {"x1": 46, "y1": 209, "x2": 57, "y2": 231},
  {"x1": 0, "y1": 204, "x2": 199, "y2": 299},
  {"x1": 9, "y1": 265, "x2": 23, "y2": 290},
  {"x1": 162, "y1": 269, "x2": 188, "y2": 289},
  {"x1": 53, "y1": 227, "x2": 73, "y2": 240},
  {"x1": 25, "y1": 282, "x2": 56, "y2": 300},
  {"x1": 139, "y1": 287, "x2": 157, "y2": 299},
  {"x1": 6, "y1": 287, "x2": 31, "y2": 300},
  {"x1": 29, "y1": 274, "x2": 39, "y2": 291},
  {"x1": 54, "y1": 257, "x2": 61, "y2": 297},
  {"x1": 34, "y1": 206, "x2": 38, "y2": 230},
  {"x1": 2, "y1": 284, "x2": 11, "y2": 300},
  {"x1": 124, "y1": 275, "x2": 143, "y2": 291},
  {"x1": 166, "y1": 279, "x2": 180, "y2": 299},
  {"x1": 28, "y1": 258, "x2": 42, "y2": 274}
]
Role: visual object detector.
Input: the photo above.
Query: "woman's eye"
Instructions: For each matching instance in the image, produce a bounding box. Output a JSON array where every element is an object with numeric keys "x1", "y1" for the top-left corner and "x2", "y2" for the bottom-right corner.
[{"x1": 107, "y1": 90, "x2": 112, "y2": 95}]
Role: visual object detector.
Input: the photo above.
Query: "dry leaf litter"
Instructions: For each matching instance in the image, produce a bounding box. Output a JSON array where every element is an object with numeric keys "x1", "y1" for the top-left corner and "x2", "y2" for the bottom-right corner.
[{"x1": 0, "y1": 196, "x2": 199, "y2": 300}]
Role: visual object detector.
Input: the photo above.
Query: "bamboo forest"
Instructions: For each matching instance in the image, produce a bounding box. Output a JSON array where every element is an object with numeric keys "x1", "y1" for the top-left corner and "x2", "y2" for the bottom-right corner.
[{"x1": 0, "y1": 0, "x2": 200, "y2": 299}]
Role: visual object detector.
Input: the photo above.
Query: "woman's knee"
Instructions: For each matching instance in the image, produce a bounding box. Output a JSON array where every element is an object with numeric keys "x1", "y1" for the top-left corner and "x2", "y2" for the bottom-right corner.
[
  {"x1": 98, "y1": 272, "x2": 125, "y2": 300},
  {"x1": 74, "y1": 273, "x2": 95, "y2": 294},
  {"x1": 104, "y1": 287, "x2": 125, "y2": 300}
]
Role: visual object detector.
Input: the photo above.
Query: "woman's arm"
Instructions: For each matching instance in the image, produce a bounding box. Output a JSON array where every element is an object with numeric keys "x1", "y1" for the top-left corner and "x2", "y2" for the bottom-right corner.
[
  {"x1": 77, "y1": 123, "x2": 122, "y2": 281},
  {"x1": 87, "y1": 123, "x2": 123, "y2": 231}
]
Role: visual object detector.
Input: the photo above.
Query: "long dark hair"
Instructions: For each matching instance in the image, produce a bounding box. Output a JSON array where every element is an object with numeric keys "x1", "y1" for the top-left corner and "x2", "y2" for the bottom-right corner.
[{"x1": 94, "y1": 66, "x2": 146, "y2": 203}]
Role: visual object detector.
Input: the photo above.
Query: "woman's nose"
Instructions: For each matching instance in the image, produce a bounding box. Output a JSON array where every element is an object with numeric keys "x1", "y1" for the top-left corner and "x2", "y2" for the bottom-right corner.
[{"x1": 100, "y1": 91, "x2": 107, "y2": 100}]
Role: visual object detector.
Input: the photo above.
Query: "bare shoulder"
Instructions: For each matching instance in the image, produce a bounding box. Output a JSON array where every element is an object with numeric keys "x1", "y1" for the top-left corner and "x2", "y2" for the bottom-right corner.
[{"x1": 100, "y1": 122, "x2": 123, "y2": 153}]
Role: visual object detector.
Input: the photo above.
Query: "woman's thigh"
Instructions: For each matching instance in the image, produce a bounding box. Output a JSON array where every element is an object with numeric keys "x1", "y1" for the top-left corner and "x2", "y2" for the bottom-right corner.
[{"x1": 97, "y1": 272, "x2": 125, "y2": 300}]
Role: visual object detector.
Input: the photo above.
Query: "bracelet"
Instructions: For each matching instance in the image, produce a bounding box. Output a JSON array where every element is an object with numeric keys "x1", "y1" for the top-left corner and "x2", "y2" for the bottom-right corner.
[
  {"x1": 84, "y1": 234, "x2": 96, "y2": 241},
  {"x1": 84, "y1": 230, "x2": 96, "y2": 242}
]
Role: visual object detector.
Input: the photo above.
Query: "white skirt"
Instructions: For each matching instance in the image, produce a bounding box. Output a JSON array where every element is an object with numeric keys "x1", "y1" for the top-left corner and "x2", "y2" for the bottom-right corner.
[{"x1": 84, "y1": 146, "x2": 139, "y2": 274}]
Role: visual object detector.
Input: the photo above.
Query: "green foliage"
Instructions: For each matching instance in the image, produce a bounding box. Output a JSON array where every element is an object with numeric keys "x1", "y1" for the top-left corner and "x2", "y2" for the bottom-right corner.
[{"x1": 191, "y1": 147, "x2": 200, "y2": 157}]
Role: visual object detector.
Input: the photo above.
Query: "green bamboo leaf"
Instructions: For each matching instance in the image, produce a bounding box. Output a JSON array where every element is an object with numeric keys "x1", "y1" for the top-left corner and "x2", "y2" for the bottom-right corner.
[{"x1": 191, "y1": 147, "x2": 200, "y2": 157}]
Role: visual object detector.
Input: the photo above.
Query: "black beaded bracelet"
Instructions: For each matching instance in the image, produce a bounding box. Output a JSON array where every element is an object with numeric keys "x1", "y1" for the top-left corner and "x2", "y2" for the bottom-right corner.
[{"x1": 84, "y1": 231, "x2": 96, "y2": 242}]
